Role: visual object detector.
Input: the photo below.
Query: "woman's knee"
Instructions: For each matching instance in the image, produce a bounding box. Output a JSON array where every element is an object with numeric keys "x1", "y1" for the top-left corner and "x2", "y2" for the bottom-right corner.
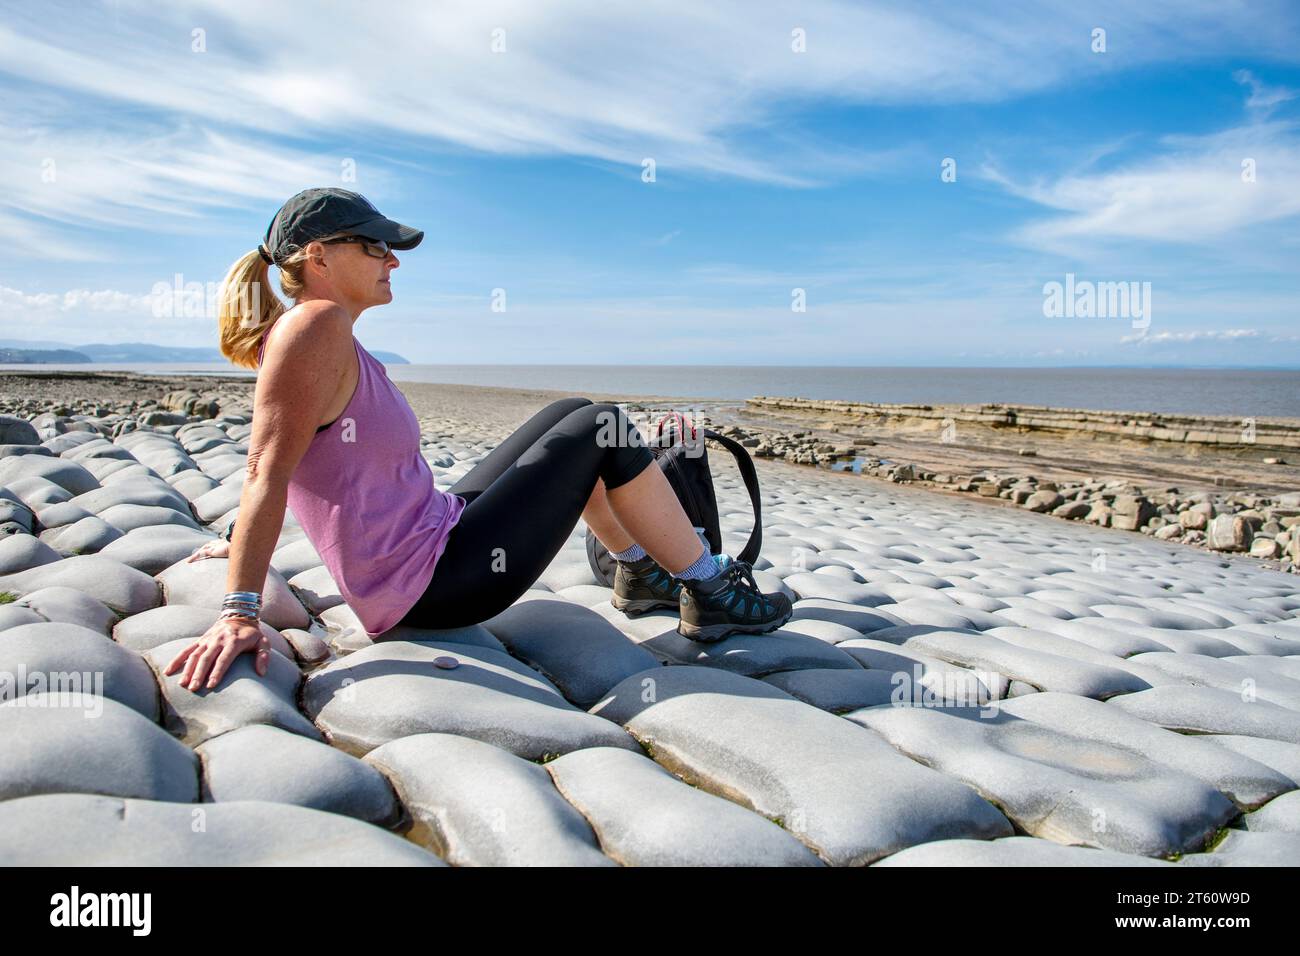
[
  {"x1": 550, "y1": 396, "x2": 593, "y2": 414},
  {"x1": 530, "y1": 397, "x2": 593, "y2": 429},
  {"x1": 580, "y1": 402, "x2": 640, "y2": 446},
  {"x1": 588, "y1": 404, "x2": 654, "y2": 489}
]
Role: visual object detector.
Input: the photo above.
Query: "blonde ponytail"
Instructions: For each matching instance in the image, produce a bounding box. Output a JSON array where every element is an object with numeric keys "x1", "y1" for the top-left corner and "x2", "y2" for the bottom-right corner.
[
  {"x1": 217, "y1": 233, "x2": 348, "y2": 369},
  {"x1": 217, "y1": 250, "x2": 286, "y2": 370}
]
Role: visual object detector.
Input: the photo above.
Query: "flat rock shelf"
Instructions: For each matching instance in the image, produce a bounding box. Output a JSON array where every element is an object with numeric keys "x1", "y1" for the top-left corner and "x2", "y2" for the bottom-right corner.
[{"x1": 1, "y1": 398, "x2": 1299, "y2": 867}]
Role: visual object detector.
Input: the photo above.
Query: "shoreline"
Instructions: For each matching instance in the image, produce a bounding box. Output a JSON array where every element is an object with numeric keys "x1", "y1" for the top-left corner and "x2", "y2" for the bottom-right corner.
[{"x1": 2, "y1": 369, "x2": 1295, "y2": 572}]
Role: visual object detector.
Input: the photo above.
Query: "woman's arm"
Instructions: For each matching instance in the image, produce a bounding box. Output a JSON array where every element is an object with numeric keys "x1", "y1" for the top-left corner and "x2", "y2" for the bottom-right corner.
[{"x1": 166, "y1": 302, "x2": 356, "y2": 691}]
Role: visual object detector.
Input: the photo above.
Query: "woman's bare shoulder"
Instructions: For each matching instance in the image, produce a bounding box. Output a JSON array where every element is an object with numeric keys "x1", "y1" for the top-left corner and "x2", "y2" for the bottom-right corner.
[{"x1": 263, "y1": 301, "x2": 353, "y2": 362}]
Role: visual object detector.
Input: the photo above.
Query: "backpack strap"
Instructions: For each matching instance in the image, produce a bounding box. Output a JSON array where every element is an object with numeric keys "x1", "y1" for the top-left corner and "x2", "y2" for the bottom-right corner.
[
  {"x1": 702, "y1": 428, "x2": 763, "y2": 566},
  {"x1": 655, "y1": 411, "x2": 697, "y2": 445}
]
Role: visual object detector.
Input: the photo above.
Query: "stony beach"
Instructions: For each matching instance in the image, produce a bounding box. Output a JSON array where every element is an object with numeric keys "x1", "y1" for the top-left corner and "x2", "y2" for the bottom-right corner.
[{"x1": 1, "y1": 368, "x2": 1299, "y2": 866}]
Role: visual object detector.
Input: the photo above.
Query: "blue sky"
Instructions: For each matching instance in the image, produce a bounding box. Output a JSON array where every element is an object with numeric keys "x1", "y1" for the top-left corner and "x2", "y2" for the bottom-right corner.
[{"x1": 1, "y1": 0, "x2": 1298, "y2": 366}]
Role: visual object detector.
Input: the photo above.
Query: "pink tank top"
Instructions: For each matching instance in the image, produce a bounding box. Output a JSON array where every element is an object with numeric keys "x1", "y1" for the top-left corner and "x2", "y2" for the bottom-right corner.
[{"x1": 258, "y1": 327, "x2": 467, "y2": 637}]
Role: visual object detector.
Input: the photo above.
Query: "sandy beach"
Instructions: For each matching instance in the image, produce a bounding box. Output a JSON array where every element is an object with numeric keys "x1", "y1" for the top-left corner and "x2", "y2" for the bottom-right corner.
[{"x1": 1, "y1": 368, "x2": 1299, "y2": 866}]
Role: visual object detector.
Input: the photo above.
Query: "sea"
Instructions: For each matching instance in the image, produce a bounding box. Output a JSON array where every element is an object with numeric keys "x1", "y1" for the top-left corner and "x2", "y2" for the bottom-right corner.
[{"x1": 4, "y1": 362, "x2": 1299, "y2": 419}]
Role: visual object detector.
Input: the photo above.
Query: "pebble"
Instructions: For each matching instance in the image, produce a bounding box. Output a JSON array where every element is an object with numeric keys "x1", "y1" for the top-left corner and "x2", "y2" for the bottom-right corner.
[{"x1": 278, "y1": 626, "x2": 332, "y2": 664}]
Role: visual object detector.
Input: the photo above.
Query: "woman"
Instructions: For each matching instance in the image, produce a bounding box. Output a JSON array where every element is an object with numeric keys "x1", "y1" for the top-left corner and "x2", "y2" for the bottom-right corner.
[{"x1": 166, "y1": 187, "x2": 792, "y2": 693}]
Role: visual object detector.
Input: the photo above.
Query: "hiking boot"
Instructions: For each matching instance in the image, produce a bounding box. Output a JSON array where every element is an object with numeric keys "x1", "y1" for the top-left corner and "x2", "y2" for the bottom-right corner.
[
  {"x1": 612, "y1": 553, "x2": 732, "y2": 616},
  {"x1": 611, "y1": 554, "x2": 685, "y2": 615},
  {"x1": 676, "y1": 559, "x2": 793, "y2": 642}
]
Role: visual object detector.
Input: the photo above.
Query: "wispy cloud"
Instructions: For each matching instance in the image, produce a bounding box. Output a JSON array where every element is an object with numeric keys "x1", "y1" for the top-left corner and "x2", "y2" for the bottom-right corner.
[
  {"x1": 984, "y1": 73, "x2": 1300, "y2": 249},
  {"x1": 989, "y1": 127, "x2": 1300, "y2": 248},
  {"x1": 0, "y1": 116, "x2": 384, "y2": 260},
  {"x1": 1120, "y1": 328, "x2": 1261, "y2": 344},
  {"x1": 1234, "y1": 69, "x2": 1299, "y2": 115}
]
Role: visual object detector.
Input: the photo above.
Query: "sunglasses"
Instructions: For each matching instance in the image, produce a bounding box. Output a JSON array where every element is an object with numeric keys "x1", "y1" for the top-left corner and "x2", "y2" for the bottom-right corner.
[{"x1": 320, "y1": 235, "x2": 393, "y2": 258}]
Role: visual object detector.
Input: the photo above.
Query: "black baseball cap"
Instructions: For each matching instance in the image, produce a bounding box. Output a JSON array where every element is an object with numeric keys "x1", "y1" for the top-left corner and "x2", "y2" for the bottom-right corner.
[{"x1": 258, "y1": 187, "x2": 423, "y2": 265}]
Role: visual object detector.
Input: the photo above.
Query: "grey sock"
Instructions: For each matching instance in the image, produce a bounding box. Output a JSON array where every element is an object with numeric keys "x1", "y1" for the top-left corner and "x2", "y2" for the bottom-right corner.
[
  {"x1": 612, "y1": 542, "x2": 647, "y2": 562},
  {"x1": 674, "y1": 544, "x2": 724, "y2": 581}
]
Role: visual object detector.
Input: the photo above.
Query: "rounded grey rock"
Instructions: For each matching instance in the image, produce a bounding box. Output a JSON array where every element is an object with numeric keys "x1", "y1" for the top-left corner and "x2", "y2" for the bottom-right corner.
[
  {"x1": 9, "y1": 586, "x2": 118, "y2": 636},
  {"x1": 0, "y1": 555, "x2": 162, "y2": 616},
  {"x1": 97, "y1": 526, "x2": 217, "y2": 575},
  {"x1": 305, "y1": 639, "x2": 638, "y2": 758},
  {"x1": 0, "y1": 692, "x2": 198, "y2": 801},
  {"x1": 0, "y1": 416, "x2": 41, "y2": 445},
  {"x1": 68, "y1": 477, "x2": 193, "y2": 520},
  {"x1": 0, "y1": 534, "x2": 62, "y2": 576},
  {"x1": 37, "y1": 515, "x2": 123, "y2": 555},
  {"x1": 97, "y1": 502, "x2": 202, "y2": 534},
  {"x1": 156, "y1": 556, "x2": 309, "y2": 631},
  {"x1": 145, "y1": 636, "x2": 321, "y2": 746},
  {"x1": 365, "y1": 732, "x2": 612, "y2": 866},
  {"x1": 0, "y1": 794, "x2": 444, "y2": 865},
  {"x1": 480, "y1": 598, "x2": 659, "y2": 708},
  {"x1": 873, "y1": 836, "x2": 1174, "y2": 866},
  {"x1": 0, "y1": 455, "x2": 100, "y2": 497},
  {"x1": 0, "y1": 621, "x2": 159, "y2": 719},
  {"x1": 545, "y1": 745, "x2": 823, "y2": 866},
  {"x1": 197, "y1": 724, "x2": 399, "y2": 826},
  {"x1": 113, "y1": 604, "x2": 294, "y2": 658},
  {"x1": 31, "y1": 500, "x2": 93, "y2": 530}
]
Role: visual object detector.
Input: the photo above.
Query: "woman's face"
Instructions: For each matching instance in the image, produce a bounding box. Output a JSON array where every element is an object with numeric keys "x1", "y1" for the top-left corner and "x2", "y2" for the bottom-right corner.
[{"x1": 304, "y1": 235, "x2": 399, "y2": 311}]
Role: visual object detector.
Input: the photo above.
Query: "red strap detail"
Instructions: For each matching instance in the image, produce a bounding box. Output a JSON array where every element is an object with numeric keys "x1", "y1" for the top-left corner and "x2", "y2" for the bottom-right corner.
[{"x1": 654, "y1": 411, "x2": 698, "y2": 445}]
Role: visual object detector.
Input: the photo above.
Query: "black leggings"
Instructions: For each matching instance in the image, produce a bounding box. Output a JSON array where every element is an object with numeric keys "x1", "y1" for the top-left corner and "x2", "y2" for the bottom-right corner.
[{"x1": 395, "y1": 397, "x2": 655, "y2": 630}]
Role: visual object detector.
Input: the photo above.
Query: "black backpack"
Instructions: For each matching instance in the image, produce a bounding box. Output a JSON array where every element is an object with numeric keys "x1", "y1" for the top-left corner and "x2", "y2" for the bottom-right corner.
[{"x1": 584, "y1": 411, "x2": 763, "y2": 586}]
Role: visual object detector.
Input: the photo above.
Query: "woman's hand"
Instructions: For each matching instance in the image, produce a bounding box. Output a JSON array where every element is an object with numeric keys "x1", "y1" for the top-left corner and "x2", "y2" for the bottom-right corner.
[
  {"x1": 186, "y1": 538, "x2": 231, "y2": 562},
  {"x1": 164, "y1": 616, "x2": 270, "y2": 692}
]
